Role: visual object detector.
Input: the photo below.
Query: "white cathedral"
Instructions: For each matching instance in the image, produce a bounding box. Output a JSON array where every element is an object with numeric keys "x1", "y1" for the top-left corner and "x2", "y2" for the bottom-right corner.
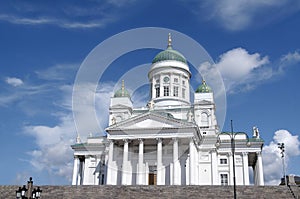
[{"x1": 71, "y1": 34, "x2": 264, "y2": 186}]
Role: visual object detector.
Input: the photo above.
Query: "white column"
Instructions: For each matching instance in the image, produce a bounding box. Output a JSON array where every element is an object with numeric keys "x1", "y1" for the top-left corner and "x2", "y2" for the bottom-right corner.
[
  {"x1": 189, "y1": 138, "x2": 195, "y2": 185},
  {"x1": 122, "y1": 139, "x2": 129, "y2": 185},
  {"x1": 254, "y1": 164, "x2": 258, "y2": 185},
  {"x1": 173, "y1": 138, "x2": 180, "y2": 185},
  {"x1": 157, "y1": 138, "x2": 163, "y2": 185},
  {"x1": 242, "y1": 152, "x2": 250, "y2": 185},
  {"x1": 256, "y1": 152, "x2": 264, "y2": 185},
  {"x1": 72, "y1": 156, "x2": 79, "y2": 185},
  {"x1": 79, "y1": 157, "x2": 85, "y2": 185},
  {"x1": 228, "y1": 152, "x2": 234, "y2": 185},
  {"x1": 138, "y1": 139, "x2": 144, "y2": 185},
  {"x1": 83, "y1": 156, "x2": 91, "y2": 185},
  {"x1": 211, "y1": 149, "x2": 218, "y2": 185},
  {"x1": 106, "y1": 140, "x2": 114, "y2": 185}
]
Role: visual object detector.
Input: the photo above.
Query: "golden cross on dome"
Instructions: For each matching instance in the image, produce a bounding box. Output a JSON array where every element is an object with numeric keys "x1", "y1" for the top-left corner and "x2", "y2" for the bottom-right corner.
[
  {"x1": 168, "y1": 33, "x2": 172, "y2": 47},
  {"x1": 121, "y1": 80, "x2": 125, "y2": 96}
]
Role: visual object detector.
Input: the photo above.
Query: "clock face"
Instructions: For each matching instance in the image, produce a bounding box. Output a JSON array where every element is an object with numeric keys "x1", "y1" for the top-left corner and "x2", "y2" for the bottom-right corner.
[{"x1": 163, "y1": 76, "x2": 170, "y2": 83}]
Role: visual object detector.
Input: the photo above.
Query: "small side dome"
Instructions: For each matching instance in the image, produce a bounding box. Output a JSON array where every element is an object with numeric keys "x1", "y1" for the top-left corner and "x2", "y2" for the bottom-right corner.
[
  {"x1": 196, "y1": 80, "x2": 212, "y2": 93},
  {"x1": 152, "y1": 33, "x2": 187, "y2": 64},
  {"x1": 114, "y1": 80, "x2": 131, "y2": 98}
]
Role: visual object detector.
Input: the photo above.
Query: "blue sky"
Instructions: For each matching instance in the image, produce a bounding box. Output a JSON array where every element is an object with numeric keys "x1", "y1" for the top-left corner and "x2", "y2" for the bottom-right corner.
[{"x1": 0, "y1": 0, "x2": 300, "y2": 185}]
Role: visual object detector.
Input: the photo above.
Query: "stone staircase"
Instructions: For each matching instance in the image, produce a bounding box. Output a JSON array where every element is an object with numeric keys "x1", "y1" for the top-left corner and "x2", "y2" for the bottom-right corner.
[
  {"x1": 1, "y1": 185, "x2": 299, "y2": 199},
  {"x1": 289, "y1": 185, "x2": 300, "y2": 199}
]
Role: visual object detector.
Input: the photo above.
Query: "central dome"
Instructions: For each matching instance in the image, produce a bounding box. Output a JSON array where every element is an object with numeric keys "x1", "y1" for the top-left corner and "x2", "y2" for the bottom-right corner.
[
  {"x1": 152, "y1": 46, "x2": 187, "y2": 64},
  {"x1": 152, "y1": 33, "x2": 187, "y2": 64}
]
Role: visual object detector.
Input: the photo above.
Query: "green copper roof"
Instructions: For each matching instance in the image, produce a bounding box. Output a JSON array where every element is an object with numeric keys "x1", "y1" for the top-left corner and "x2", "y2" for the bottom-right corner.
[
  {"x1": 114, "y1": 80, "x2": 131, "y2": 98},
  {"x1": 152, "y1": 46, "x2": 187, "y2": 64},
  {"x1": 152, "y1": 33, "x2": 187, "y2": 64},
  {"x1": 195, "y1": 80, "x2": 212, "y2": 93}
]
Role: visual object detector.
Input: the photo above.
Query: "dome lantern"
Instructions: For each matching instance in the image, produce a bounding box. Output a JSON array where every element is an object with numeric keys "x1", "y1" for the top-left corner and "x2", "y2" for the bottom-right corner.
[{"x1": 114, "y1": 80, "x2": 131, "y2": 98}]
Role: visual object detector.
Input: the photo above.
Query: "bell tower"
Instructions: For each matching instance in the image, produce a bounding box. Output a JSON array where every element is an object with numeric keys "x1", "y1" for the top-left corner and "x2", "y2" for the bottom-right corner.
[
  {"x1": 109, "y1": 80, "x2": 133, "y2": 125},
  {"x1": 193, "y1": 80, "x2": 218, "y2": 136}
]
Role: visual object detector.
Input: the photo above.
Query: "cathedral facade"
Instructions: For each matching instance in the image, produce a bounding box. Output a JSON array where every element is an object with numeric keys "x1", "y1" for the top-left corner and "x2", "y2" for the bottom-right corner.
[{"x1": 71, "y1": 35, "x2": 264, "y2": 186}]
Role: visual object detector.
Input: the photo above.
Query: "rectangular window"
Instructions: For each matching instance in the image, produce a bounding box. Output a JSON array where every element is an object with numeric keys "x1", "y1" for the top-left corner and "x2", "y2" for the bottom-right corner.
[
  {"x1": 182, "y1": 88, "x2": 185, "y2": 99},
  {"x1": 173, "y1": 86, "x2": 178, "y2": 97},
  {"x1": 220, "y1": 158, "x2": 228, "y2": 164},
  {"x1": 220, "y1": 174, "x2": 228, "y2": 185},
  {"x1": 156, "y1": 87, "x2": 160, "y2": 98},
  {"x1": 174, "y1": 78, "x2": 178, "y2": 83},
  {"x1": 164, "y1": 86, "x2": 169, "y2": 96}
]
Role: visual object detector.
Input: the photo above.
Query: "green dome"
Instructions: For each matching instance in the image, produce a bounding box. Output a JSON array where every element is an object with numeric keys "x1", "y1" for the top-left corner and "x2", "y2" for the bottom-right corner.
[
  {"x1": 152, "y1": 46, "x2": 187, "y2": 64},
  {"x1": 196, "y1": 80, "x2": 212, "y2": 93},
  {"x1": 114, "y1": 88, "x2": 130, "y2": 97},
  {"x1": 114, "y1": 80, "x2": 131, "y2": 98}
]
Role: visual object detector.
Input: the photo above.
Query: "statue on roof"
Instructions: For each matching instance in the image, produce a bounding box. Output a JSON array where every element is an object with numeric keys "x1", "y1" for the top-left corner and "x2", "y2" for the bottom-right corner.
[
  {"x1": 147, "y1": 100, "x2": 155, "y2": 111},
  {"x1": 253, "y1": 126, "x2": 260, "y2": 138},
  {"x1": 112, "y1": 117, "x2": 116, "y2": 125}
]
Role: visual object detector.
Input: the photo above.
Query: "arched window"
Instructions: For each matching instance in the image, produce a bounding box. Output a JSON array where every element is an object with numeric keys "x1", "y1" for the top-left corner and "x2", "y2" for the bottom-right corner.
[
  {"x1": 201, "y1": 112, "x2": 209, "y2": 127},
  {"x1": 155, "y1": 87, "x2": 160, "y2": 97}
]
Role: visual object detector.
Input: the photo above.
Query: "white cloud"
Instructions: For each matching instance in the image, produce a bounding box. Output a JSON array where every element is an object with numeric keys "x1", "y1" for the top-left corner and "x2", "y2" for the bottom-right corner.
[
  {"x1": 279, "y1": 51, "x2": 300, "y2": 73},
  {"x1": 199, "y1": 48, "x2": 270, "y2": 93},
  {"x1": 0, "y1": 81, "x2": 52, "y2": 107},
  {"x1": 281, "y1": 51, "x2": 300, "y2": 63},
  {"x1": 184, "y1": 0, "x2": 300, "y2": 31},
  {"x1": 0, "y1": 0, "x2": 137, "y2": 29},
  {"x1": 0, "y1": 14, "x2": 53, "y2": 25},
  {"x1": 216, "y1": 48, "x2": 269, "y2": 80},
  {"x1": 24, "y1": 114, "x2": 76, "y2": 182},
  {"x1": 263, "y1": 130, "x2": 300, "y2": 185},
  {"x1": 5, "y1": 77, "x2": 24, "y2": 87},
  {"x1": 0, "y1": 14, "x2": 112, "y2": 29},
  {"x1": 35, "y1": 63, "x2": 78, "y2": 81},
  {"x1": 199, "y1": 48, "x2": 300, "y2": 94}
]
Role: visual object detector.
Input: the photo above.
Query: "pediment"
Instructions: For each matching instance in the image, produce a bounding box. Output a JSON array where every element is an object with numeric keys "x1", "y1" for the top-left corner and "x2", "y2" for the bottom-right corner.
[{"x1": 106, "y1": 111, "x2": 196, "y2": 132}]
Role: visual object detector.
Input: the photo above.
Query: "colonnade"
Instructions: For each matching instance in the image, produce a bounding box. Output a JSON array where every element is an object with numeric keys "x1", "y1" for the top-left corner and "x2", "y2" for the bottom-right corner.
[
  {"x1": 72, "y1": 139, "x2": 264, "y2": 186},
  {"x1": 106, "y1": 137, "x2": 195, "y2": 185}
]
